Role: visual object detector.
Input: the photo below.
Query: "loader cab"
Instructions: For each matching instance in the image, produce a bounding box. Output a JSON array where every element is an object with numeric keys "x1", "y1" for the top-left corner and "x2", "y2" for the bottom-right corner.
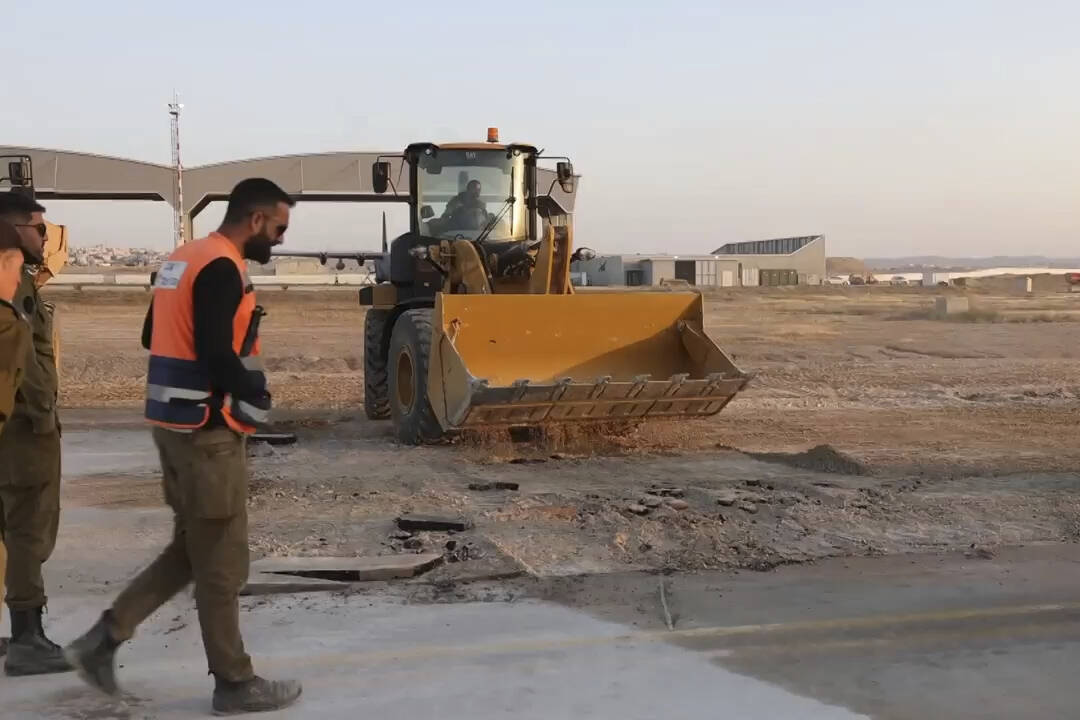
[
  {"x1": 412, "y1": 145, "x2": 535, "y2": 244},
  {"x1": 375, "y1": 142, "x2": 540, "y2": 297}
]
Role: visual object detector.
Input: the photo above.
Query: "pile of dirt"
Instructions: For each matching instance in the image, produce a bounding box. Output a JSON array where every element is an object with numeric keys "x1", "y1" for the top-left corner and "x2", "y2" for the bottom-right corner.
[
  {"x1": 457, "y1": 421, "x2": 647, "y2": 461},
  {"x1": 741, "y1": 444, "x2": 869, "y2": 475}
]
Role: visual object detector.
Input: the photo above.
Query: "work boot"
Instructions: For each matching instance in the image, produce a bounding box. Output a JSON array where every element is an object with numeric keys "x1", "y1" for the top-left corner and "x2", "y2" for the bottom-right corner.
[
  {"x1": 212, "y1": 675, "x2": 302, "y2": 715},
  {"x1": 4, "y1": 607, "x2": 73, "y2": 676},
  {"x1": 63, "y1": 611, "x2": 121, "y2": 696}
]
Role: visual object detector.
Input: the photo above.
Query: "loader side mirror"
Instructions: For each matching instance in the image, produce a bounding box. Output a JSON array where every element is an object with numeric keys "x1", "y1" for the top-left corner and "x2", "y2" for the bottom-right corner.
[
  {"x1": 556, "y1": 161, "x2": 575, "y2": 194},
  {"x1": 7, "y1": 159, "x2": 30, "y2": 187},
  {"x1": 420, "y1": 205, "x2": 434, "y2": 220},
  {"x1": 372, "y1": 161, "x2": 391, "y2": 194}
]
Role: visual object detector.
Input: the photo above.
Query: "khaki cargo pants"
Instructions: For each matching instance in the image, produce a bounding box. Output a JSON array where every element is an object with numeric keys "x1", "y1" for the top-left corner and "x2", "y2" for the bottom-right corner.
[
  {"x1": 110, "y1": 426, "x2": 254, "y2": 682},
  {"x1": 0, "y1": 419, "x2": 62, "y2": 611}
]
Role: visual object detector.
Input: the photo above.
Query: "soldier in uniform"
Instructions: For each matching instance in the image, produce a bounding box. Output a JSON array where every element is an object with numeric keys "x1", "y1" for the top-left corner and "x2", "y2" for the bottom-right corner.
[
  {"x1": 0, "y1": 192, "x2": 70, "y2": 676},
  {"x1": 66, "y1": 178, "x2": 302, "y2": 714},
  {"x1": 0, "y1": 219, "x2": 32, "y2": 657}
]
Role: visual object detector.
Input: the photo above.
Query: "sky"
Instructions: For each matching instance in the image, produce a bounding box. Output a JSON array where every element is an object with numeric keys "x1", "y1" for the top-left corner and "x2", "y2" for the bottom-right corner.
[{"x1": 4, "y1": 0, "x2": 1079, "y2": 258}]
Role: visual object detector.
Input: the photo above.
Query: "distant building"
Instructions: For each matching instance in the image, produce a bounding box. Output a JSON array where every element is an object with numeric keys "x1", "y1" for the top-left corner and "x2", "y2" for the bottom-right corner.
[
  {"x1": 69, "y1": 244, "x2": 170, "y2": 268},
  {"x1": 572, "y1": 255, "x2": 742, "y2": 288},
  {"x1": 711, "y1": 235, "x2": 826, "y2": 286},
  {"x1": 571, "y1": 235, "x2": 827, "y2": 288}
]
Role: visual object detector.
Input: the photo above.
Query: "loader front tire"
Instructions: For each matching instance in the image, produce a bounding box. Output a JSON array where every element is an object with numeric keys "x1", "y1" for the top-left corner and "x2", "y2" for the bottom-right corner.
[
  {"x1": 388, "y1": 309, "x2": 443, "y2": 444},
  {"x1": 363, "y1": 309, "x2": 392, "y2": 420}
]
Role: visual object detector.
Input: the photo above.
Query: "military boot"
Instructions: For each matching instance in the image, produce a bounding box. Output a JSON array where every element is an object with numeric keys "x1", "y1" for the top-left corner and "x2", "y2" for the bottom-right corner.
[
  {"x1": 212, "y1": 675, "x2": 302, "y2": 715},
  {"x1": 63, "y1": 611, "x2": 121, "y2": 696},
  {"x1": 4, "y1": 607, "x2": 73, "y2": 676}
]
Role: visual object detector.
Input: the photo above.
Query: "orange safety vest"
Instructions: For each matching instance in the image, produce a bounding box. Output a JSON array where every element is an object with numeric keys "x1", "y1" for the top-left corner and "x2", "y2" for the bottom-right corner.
[{"x1": 144, "y1": 233, "x2": 267, "y2": 434}]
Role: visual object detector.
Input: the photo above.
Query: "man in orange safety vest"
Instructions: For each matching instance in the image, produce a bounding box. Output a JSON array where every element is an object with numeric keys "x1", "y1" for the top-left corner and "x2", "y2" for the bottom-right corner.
[{"x1": 65, "y1": 178, "x2": 303, "y2": 715}]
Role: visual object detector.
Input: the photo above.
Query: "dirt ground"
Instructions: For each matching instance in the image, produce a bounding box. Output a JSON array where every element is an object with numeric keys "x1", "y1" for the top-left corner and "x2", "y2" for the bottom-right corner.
[{"x1": 50, "y1": 284, "x2": 1080, "y2": 577}]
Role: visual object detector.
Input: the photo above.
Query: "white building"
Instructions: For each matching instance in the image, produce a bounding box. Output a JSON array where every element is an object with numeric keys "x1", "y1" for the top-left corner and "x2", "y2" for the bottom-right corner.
[{"x1": 571, "y1": 235, "x2": 827, "y2": 288}]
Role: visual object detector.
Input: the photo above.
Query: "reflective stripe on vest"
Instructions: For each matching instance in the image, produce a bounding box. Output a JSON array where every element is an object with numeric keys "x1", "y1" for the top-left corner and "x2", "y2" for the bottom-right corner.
[
  {"x1": 229, "y1": 396, "x2": 270, "y2": 426},
  {"x1": 144, "y1": 233, "x2": 265, "y2": 434}
]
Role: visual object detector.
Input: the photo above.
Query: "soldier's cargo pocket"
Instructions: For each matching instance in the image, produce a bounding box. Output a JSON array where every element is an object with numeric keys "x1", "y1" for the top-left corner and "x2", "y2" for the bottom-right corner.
[{"x1": 188, "y1": 429, "x2": 246, "y2": 519}]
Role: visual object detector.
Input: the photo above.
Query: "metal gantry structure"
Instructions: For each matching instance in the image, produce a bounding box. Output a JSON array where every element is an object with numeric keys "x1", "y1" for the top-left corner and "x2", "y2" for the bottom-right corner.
[{"x1": 0, "y1": 143, "x2": 577, "y2": 250}]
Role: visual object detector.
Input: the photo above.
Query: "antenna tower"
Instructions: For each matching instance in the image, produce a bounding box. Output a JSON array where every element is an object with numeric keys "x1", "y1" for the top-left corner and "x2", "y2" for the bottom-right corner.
[{"x1": 168, "y1": 92, "x2": 185, "y2": 247}]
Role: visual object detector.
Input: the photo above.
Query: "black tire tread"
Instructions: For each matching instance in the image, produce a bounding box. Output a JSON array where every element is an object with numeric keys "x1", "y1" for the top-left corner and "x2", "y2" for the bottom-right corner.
[
  {"x1": 389, "y1": 309, "x2": 443, "y2": 444},
  {"x1": 363, "y1": 309, "x2": 391, "y2": 420}
]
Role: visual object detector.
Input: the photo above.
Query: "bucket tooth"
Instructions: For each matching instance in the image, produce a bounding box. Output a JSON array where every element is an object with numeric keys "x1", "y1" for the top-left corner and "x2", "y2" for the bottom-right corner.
[
  {"x1": 511, "y1": 379, "x2": 530, "y2": 402},
  {"x1": 629, "y1": 374, "x2": 652, "y2": 398},
  {"x1": 665, "y1": 373, "x2": 690, "y2": 396},
  {"x1": 589, "y1": 376, "x2": 612, "y2": 399},
  {"x1": 537, "y1": 378, "x2": 575, "y2": 422},
  {"x1": 703, "y1": 372, "x2": 726, "y2": 393},
  {"x1": 551, "y1": 377, "x2": 573, "y2": 402}
]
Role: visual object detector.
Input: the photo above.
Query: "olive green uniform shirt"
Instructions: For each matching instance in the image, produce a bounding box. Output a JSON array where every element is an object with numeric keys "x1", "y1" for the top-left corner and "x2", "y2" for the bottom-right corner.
[
  {"x1": 9, "y1": 271, "x2": 58, "y2": 434},
  {"x1": 0, "y1": 297, "x2": 30, "y2": 434}
]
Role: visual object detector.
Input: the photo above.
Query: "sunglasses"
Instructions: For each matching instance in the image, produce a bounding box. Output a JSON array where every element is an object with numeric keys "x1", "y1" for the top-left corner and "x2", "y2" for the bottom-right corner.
[{"x1": 15, "y1": 223, "x2": 47, "y2": 238}]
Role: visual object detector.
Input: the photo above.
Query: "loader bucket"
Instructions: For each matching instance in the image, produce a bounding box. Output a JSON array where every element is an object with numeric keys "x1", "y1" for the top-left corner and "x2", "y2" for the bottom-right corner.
[{"x1": 427, "y1": 291, "x2": 750, "y2": 432}]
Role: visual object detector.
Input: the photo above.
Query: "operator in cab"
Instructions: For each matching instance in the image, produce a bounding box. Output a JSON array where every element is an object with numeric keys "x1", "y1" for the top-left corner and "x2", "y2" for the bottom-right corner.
[{"x1": 440, "y1": 179, "x2": 490, "y2": 231}]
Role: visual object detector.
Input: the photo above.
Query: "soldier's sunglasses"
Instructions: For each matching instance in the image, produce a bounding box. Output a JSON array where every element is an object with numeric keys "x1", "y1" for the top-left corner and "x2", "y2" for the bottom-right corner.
[{"x1": 15, "y1": 223, "x2": 47, "y2": 238}]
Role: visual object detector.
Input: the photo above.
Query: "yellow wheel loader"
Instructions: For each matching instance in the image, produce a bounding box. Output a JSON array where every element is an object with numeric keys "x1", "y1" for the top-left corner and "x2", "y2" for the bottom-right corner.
[{"x1": 353, "y1": 132, "x2": 749, "y2": 444}]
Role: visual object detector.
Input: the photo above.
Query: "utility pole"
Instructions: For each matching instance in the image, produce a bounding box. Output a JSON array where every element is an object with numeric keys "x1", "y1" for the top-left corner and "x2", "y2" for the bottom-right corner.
[{"x1": 168, "y1": 92, "x2": 185, "y2": 247}]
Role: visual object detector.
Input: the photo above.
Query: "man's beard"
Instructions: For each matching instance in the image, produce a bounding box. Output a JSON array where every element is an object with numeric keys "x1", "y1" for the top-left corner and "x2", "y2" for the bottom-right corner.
[
  {"x1": 244, "y1": 232, "x2": 275, "y2": 264},
  {"x1": 22, "y1": 245, "x2": 44, "y2": 266}
]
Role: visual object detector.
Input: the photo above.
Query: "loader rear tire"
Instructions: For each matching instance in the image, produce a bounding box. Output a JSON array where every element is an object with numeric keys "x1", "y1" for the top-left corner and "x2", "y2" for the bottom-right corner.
[
  {"x1": 388, "y1": 309, "x2": 443, "y2": 444},
  {"x1": 363, "y1": 309, "x2": 392, "y2": 420}
]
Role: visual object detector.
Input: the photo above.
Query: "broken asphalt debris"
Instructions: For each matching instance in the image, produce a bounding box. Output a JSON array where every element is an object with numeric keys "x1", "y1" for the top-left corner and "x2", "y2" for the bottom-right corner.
[
  {"x1": 444, "y1": 539, "x2": 486, "y2": 563},
  {"x1": 397, "y1": 514, "x2": 472, "y2": 533},
  {"x1": 249, "y1": 432, "x2": 298, "y2": 446},
  {"x1": 716, "y1": 492, "x2": 738, "y2": 507},
  {"x1": 244, "y1": 554, "x2": 443, "y2": 590},
  {"x1": 468, "y1": 481, "x2": 520, "y2": 492}
]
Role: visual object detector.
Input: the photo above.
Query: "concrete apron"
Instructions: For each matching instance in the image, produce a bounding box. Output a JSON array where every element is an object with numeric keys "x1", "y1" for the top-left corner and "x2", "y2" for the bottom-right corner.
[
  {"x1": 0, "y1": 427, "x2": 865, "y2": 718},
  {"x1": 5, "y1": 428, "x2": 1080, "y2": 717},
  {"x1": 3, "y1": 593, "x2": 868, "y2": 720}
]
